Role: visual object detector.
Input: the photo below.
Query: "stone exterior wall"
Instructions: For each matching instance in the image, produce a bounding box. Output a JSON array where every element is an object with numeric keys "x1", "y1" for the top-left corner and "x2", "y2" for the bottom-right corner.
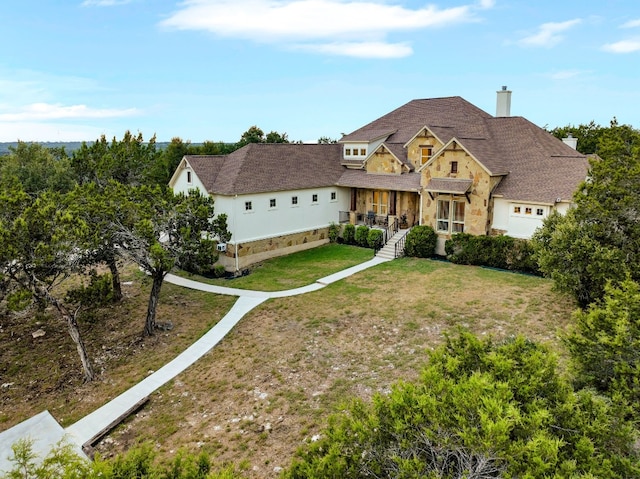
[
  {"x1": 421, "y1": 144, "x2": 496, "y2": 237},
  {"x1": 366, "y1": 149, "x2": 403, "y2": 174},
  {"x1": 218, "y1": 228, "x2": 330, "y2": 271},
  {"x1": 406, "y1": 131, "x2": 444, "y2": 169}
]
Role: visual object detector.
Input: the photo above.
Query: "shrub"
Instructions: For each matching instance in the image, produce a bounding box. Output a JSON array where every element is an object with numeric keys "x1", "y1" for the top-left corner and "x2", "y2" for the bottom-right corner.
[
  {"x1": 355, "y1": 225, "x2": 370, "y2": 247},
  {"x1": 367, "y1": 229, "x2": 384, "y2": 250},
  {"x1": 65, "y1": 271, "x2": 114, "y2": 307},
  {"x1": 213, "y1": 264, "x2": 227, "y2": 278},
  {"x1": 342, "y1": 223, "x2": 356, "y2": 245},
  {"x1": 284, "y1": 333, "x2": 640, "y2": 479},
  {"x1": 404, "y1": 225, "x2": 437, "y2": 258},
  {"x1": 445, "y1": 233, "x2": 539, "y2": 274},
  {"x1": 328, "y1": 222, "x2": 340, "y2": 243}
]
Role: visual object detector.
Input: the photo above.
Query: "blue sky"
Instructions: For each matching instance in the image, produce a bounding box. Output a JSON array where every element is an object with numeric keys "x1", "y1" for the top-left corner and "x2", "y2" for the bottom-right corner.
[{"x1": 1, "y1": 0, "x2": 639, "y2": 143}]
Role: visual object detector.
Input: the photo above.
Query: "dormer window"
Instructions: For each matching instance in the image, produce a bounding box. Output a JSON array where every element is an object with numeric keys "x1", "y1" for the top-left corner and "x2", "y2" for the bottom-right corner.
[
  {"x1": 345, "y1": 148, "x2": 352, "y2": 155},
  {"x1": 360, "y1": 148, "x2": 366, "y2": 156},
  {"x1": 353, "y1": 149, "x2": 359, "y2": 156}
]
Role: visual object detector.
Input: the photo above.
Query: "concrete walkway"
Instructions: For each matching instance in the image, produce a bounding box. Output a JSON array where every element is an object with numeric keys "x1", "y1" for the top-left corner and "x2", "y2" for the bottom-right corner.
[{"x1": 0, "y1": 256, "x2": 389, "y2": 472}]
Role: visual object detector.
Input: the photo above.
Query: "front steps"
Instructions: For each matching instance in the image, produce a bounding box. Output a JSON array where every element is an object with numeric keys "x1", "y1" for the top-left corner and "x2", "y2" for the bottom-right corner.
[{"x1": 376, "y1": 228, "x2": 409, "y2": 260}]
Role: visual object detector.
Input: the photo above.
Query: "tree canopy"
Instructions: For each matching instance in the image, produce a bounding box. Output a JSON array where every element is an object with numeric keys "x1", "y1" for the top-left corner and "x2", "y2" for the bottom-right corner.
[
  {"x1": 533, "y1": 119, "x2": 640, "y2": 307},
  {"x1": 285, "y1": 332, "x2": 640, "y2": 478}
]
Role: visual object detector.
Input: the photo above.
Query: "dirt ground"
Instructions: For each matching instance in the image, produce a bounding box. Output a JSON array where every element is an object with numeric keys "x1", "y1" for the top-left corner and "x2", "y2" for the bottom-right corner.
[{"x1": 75, "y1": 259, "x2": 575, "y2": 478}]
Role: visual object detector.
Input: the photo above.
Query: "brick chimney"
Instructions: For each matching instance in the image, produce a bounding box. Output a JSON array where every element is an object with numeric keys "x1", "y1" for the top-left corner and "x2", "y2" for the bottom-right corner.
[{"x1": 496, "y1": 86, "x2": 511, "y2": 117}]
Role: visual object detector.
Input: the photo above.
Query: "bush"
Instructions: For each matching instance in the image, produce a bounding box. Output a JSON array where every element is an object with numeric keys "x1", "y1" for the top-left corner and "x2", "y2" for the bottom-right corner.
[
  {"x1": 355, "y1": 225, "x2": 370, "y2": 247},
  {"x1": 284, "y1": 333, "x2": 640, "y2": 479},
  {"x1": 213, "y1": 264, "x2": 227, "y2": 278},
  {"x1": 404, "y1": 225, "x2": 437, "y2": 258},
  {"x1": 328, "y1": 222, "x2": 340, "y2": 243},
  {"x1": 445, "y1": 233, "x2": 539, "y2": 274},
  {"x1": 367, "y1": 228, "x2": 384, "y2": 250},
  {"x1": 65, "y1": 271, "x2": 113, "y2": 307},
  {"x1": 342, "y1": 223, "x2": 356, "y2": 245}
]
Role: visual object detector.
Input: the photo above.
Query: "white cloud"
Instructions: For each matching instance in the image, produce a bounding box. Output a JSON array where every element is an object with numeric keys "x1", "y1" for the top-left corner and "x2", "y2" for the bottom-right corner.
[
  {"x1": 81, "y1": 0, "x2": 133, "y2": 6},
  {"x1": 160, "y1": 0, "x2": 492, "y2": 58},
  {"x1": 296, "y1": 41, "x2": 413, "y2": 58},
  {"x1": 0, "y1": 103, "x2": 139, "y2": 122},
  {"x1": 602, "y1": 39, "x2": 640, "y2": 53},
  {"x1": 518, "y1": 19, "x2": 581, "y2": 48},
  {"x1": 621, "y1": 18, "x2": 640, "y2": 29}
]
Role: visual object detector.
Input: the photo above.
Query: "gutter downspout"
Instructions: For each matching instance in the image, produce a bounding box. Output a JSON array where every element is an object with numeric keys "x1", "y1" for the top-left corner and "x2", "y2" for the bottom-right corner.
[{"x1": 234, "y1": 195, "x2": 239, "y2": 274}]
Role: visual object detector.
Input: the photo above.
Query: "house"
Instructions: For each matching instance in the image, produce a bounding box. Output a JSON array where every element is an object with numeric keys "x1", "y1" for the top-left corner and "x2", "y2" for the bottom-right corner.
[{"x1": 169, "y1": 88, "x2": 589, "y2": 270}]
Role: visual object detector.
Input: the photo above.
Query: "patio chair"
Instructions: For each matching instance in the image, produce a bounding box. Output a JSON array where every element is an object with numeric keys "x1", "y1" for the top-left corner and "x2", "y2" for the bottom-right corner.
[{"x1": 367, "y1": 211, "x2": 376, "y2": 226}]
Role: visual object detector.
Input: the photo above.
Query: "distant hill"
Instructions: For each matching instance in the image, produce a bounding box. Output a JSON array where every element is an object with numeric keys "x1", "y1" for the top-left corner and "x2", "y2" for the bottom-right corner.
[{"x1": 0, "y1": 141, "x2": 180, "y2": 156}]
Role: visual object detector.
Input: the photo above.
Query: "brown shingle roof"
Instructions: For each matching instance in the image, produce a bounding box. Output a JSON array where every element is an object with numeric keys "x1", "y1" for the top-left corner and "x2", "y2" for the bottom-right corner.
[
  {"x1": 340, "y1": 97, "x2": 493, "y2": 145},
  {"x1": 186, "y1": 143, "x2": 344, "y2": 195},
  {"x1": 425, "y1": 178, "x2": 473, "y2": 194},
  {"x1": 185, "y1": 96, "x2": 588, "y2": 205}
]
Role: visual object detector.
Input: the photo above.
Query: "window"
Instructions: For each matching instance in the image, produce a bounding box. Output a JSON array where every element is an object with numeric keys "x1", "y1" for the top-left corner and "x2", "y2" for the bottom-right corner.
[
  {"x1": 345, "y1": 148, "x2": 351, "y2": 156},
  {"x1": 372, "y1": 190, "x2": 389, "y2": 215},
  {"x1": 536, "y1": 208, "x2": 544, "y2": 216},
  {"x1": 360, "y1": 148, "x2": 366, "y2": 156},
  {"x1": 514, "y1": 206, "x2": 521, "y2": 214},
  {"x1": 436, "y1": 200, "x2": 450, "y2": 232},
  {"x1": 269, "y1": 198, "x2": 276, "y2": 208},
  {"x1": 525, "y1": 207, "x2": 532, "y2": 215},
  {"x1": 330, "y1": 191, "x2": 337, "y2": 201},
  {"x1": 353, "y1": 149, "x2": 359, "y2": 156},
  {"x1": 245, "y1": 201, "x2": 253, "y2": 211},
  {"x1": 312, "y1": 194, "x2": 318, "y2": 203},
  {"x1": 452, "y1": 201, "x2": 465, "y2": 232},
  {"x1": 437, "y1": 199, "x2": 465, "y2": 233},
  {"x1": 420, "y1": 147, "x2": 433, "y2": 165},
  {"x1": 450, "y1": 161, "x2": 458, "y2": 174},
  {"x1": 291, "y1": 196, "x2": 298, "y2": 205},
  {"x1": 186, "y1": 171, "x2": 192, "y2": 183}
]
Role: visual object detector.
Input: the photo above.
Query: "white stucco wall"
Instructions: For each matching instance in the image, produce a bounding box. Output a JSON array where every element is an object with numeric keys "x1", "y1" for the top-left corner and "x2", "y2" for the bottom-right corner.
[
  {"x1": 218, "y1": 188, "x2": 350, "y2": 244},
  {"x1": 172, "y1": 166, "x2": 350, "y2": 244},
  {"x1": 492, "y1": 199, "x2": 558, "y2": 239},
  {"x1": 171, "y1": 162, "x2": 208, "y2": 195}
]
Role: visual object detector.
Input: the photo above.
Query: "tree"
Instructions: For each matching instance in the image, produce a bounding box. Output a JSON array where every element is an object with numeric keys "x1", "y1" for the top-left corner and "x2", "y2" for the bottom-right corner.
[
  {"x1": 0, "y1": 141, "x2": 74, "y2": 195},
  {"x1": 265, "y1": 130, "x2": 289, "y2": 143},
  {"x1": 0, "y1": 186, "x2": 96, "y2": 381},
  {"x1": 564, "y1": 279, "x2": 640, "y2": 417},
  {"x1": 549, "y1": 120, "x2": 604, "y2": 155},
  {"x1": 285, "y1": 333, "x2": 640, "y2": 478},
  {"x1": 237, "y1": 126, "x2": 290, "y2": 146},
  {"x1": 238, "y1": 125, "x2": 265, "y2": 146},
  {"x1": 533, "y1": 120, "x2": 640, "y2": 307},
  {"x1": 116, "y1": 187, "x2": 230, "y2": 335},
  {"x1": 64, "y1": 181, "x2": 136, "y2": 302},
  {"x1": 70, "y1": 131, "x2": 160, "y2": 187},
  {"x1": 317, "y1": 136, "x2": 337, "y2": 144}
]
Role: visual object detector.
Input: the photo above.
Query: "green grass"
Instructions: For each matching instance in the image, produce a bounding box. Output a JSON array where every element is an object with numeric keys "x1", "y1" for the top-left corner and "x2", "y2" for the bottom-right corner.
[{"x1": 175, "y1": 243, "x2": 374, "y2": 291}]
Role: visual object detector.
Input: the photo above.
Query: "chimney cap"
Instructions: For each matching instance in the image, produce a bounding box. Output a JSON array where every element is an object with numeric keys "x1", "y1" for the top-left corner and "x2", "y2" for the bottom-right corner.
[{"x1": 501, "y1": 85, "x2": 508, "y2": 91}]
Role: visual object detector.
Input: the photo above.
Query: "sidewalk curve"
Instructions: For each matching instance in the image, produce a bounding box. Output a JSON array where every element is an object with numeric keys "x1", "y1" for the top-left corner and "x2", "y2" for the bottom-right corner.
[{"x1": 0, "y1": 255, "x2": 390, "y2": 470}]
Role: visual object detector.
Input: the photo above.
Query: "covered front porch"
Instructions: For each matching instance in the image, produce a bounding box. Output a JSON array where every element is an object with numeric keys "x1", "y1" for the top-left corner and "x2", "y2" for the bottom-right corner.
[{"x1": 339, "y1": 187, "x2": 420, "y2": 229}]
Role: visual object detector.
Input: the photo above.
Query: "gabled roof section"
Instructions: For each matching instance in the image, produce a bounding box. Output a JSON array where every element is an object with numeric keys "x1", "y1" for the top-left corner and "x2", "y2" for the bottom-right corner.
[
  {"x1": 185, "y1": 143, "x2": 345, "y2": 196},
  {"x1": 340, "y1": 97, "x2": 493, "y2": 145},
  {"x1": 364, "y1": 143, "x2": 413, "y2": 172},
  {"x1": 402, "y1": 125, "x2": 447, "y2": 149}
]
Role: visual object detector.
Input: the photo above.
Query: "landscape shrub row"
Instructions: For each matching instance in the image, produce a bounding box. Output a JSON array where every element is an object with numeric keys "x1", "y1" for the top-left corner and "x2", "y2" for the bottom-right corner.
[
  {"x1": 445, "y1": 233, "x2": 539, "y2": 274},
  {"x1": 337, "y1": 223, "x2": 384, "y2": 250}
]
